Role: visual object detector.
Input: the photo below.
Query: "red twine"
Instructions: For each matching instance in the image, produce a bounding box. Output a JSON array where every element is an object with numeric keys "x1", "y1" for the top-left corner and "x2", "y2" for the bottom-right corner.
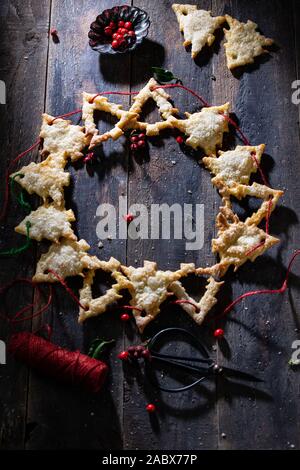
[
  {"x1": 0, "y1": 278, "x2": 52, "y2": 324},
  {"x1": 50, "y1": 109, "x2": 82, "y2": 124},
  {"x1": 216, "y1": 250, "x2": 300, "y2": 321},
  {"x1": 46, "y1": 269, "x2": 88, "y2": 311},
  {"x1": 171, "y1": 299, "x2": 200, "y2": 313},
  {"x1": 8, "y1": 331, "x2": 108, "y2": 393},
  {"x1": 122, "y1": 305, "x2": 144, "y2": 313}
]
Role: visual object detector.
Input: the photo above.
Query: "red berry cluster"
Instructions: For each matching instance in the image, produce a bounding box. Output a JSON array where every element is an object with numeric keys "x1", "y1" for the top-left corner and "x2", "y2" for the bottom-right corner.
[
  {"x1": 89, "y1": 15, "x2": 136, "y2": 51},
  {"x1": 118, "y1": 345, "x2": 151, "y2": 361},
  {"x1": 89, "y1": 18, "x2": 136, "y2": 51},
  {"x1": 109, "y1": 20, "x2": 136, "y2": 50},
  {"x1": 130, "y1": 132, "x2": 146, "y2": 152}
]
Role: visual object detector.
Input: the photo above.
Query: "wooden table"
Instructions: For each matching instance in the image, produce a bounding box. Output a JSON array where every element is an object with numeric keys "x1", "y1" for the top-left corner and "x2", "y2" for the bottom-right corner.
[{"x1": 0, "y1": 0, "x2": 300, "y2": 450}]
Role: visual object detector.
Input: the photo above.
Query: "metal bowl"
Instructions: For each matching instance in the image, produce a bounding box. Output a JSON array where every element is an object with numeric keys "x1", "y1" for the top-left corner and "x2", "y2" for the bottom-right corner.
[{"x1": 88, "y1": 5, "x2": 150, "y2": 54}]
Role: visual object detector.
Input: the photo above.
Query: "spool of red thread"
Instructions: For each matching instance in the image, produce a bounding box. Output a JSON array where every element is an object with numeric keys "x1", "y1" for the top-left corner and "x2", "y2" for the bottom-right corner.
[{"x1": 8, "y1": 332, "x2": 108, "y2": 394}]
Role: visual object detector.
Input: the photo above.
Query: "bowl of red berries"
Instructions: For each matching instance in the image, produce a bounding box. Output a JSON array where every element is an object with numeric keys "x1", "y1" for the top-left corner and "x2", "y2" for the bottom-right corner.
[{"x1": 88, "y1": 5, "x2": 150, "y2": 54}]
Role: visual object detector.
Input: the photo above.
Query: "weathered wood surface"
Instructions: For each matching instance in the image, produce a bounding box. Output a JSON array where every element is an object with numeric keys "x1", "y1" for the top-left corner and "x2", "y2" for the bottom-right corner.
[{"x1": 0, "y1": 0, "x2": 300, "y2": 450}]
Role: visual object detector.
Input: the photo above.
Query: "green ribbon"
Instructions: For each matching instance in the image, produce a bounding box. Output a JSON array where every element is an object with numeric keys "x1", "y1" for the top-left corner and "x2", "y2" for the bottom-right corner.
[
  {"x1": 10, "y1": 173, "x2": 32, "y2": 213},
  {"x1": 0, "y1": 221, "x2": 31, "y2": 256}
]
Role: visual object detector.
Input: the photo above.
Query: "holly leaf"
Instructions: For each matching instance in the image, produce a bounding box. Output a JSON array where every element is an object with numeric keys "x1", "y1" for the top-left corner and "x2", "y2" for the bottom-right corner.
[
  {"x1": 88, "y1": 338, "x2": 115, "y2": 359},
  {"x1": 151, "y1": 67, "x2": 182, "y2": 85}
]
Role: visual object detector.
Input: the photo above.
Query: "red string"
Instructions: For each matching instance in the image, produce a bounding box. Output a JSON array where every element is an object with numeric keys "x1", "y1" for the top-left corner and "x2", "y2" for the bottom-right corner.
[
  {"x1": 46, "y1": 269, "x2": 88, "y2": 311},
  {"x1": 215, "y1": 250, "x2": 300, "y2": 321},
  {"x1": 244, "y1": 197, "x2": 273, "y2": 257},
  {"x1": 122, "y1": 305, "x2": 144, "y2": 313},
  {"x1": 8, "y1": 331, "x2": 108, "y2": 393},
  {"x1": 90, "y1": 91, "x2": 139, "y2": 103},
  {"x1": 0, "y1": 278, "x2": 52, "y2": 324},
  {"x1": 153, "y1": 84, "x2": 271, "y2": 191},
  {"x1": 251, "y1": 152, "x2": 269, "y2": 187},
  {"x1": 171, "y1": 299, "x2": 200, "y2": 313},
  {"x1": 50, "y1": 109, "x2": 82, "y2": 124},
  {"x1": 151, "y1": 84, "x2": 210, "y2": 107}
]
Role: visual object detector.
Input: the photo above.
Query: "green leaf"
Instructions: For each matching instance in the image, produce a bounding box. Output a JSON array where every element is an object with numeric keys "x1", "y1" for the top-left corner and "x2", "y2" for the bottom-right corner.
[
  {"x1": 88, "y1": 338, "x2": 115, "y2": 359},
  {"x1": 151, "y1": 67, "x2": 182, "y2": 85}
]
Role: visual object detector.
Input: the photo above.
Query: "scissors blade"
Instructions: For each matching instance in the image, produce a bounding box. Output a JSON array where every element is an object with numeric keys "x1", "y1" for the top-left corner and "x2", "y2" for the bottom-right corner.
[
  {"x1": 150, "y1": 351, "x2": 213, "y2": 365},
  {"x1": 151, "y1": 354, "x2": 212, "y2": 376},
  {"x1": 221, "y1": 366, "x2": 264, "y2": 383}
]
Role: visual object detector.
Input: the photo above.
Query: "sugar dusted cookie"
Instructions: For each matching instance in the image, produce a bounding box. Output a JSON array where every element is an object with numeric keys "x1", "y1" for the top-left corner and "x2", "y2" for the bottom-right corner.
[
  {"x1": 40, "y1": 114, "x2": 88, "y2": 163},
  {"x1": 78, "y1": 260, "x2": 132, "y2": 323},
  {"x1": 198, "y1": 200, "x2": 280, "y2": 278},
  {"x1": 120, "y1": 261, "x2": 195, "y2": 332},
  {"x1": 169, "y1": 103, "x2": 230, "y2": 154},
  {"x1": 33, "y1": 239, "x2": 102, "y2": 282},
  {"x1": 172, "y1": 4, "x2": 225, "y2": 59},
  {"x1": 203, "y1": 144, "x2": 265, "y2": 187},
  {"x1": 15, "y1": 205, "x2": 76, "y2": 243},
  {"x1": 226, "y1": 182, "x2": 283, "y2": 227},
  {"x1": 169, "y1": 276, "x2": 223, "y2": 325},
  {"x1": 224, "y1": 15, "x2": 274, "y2": 70},
  {"x1": 11, "y1": 156, "x2": 70, "y2": 206},
  {"x1": 82, "y1": 78, "x2": 179, "y2": 148}
]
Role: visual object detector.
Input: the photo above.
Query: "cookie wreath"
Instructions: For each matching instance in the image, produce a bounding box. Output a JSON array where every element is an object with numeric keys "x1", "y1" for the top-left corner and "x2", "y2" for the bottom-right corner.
[{"x1": 10, "y1": 77, "x2": 283, "y2": 334}]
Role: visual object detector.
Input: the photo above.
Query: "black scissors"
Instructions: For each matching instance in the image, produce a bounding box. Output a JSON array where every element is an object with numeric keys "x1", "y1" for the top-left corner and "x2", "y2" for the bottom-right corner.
[{"x1": 145, "y1": 328, "x2": 263, "y2": 393}]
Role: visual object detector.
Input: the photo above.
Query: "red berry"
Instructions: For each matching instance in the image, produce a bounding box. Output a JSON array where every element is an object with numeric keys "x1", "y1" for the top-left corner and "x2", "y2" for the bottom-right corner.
[
  {"x1": 146, "y1": 403, "x2": 156, "y2": 413},
  {"x1": 104, "y1": 26, "x2": 113, "y2": 36},
  {"x1": 176, "y1": 136, "x2": 184, "y2": 144},
  {"x1": 116, "y1": 34, "x2": 123, "y2": 41},
  {"x1": 111, "y1": 40, "x2": 119, "y2": 49},
  {"x1": 123, "y1": 213, "x2": 135, "y2": 223},
  {"x1": 131, "y1": 143, "x2": 138, "y2": 150},
  {"x1": 118, "y1": 351, "x2": 129, "y2": 360},
  {"x1": 120, "y1": 313, "x2": 130, "y2": 322},
  {"x1": 117, "y1": 28, "x2": 124, "y2": 34},
  {"x1": 214, "y1": 328, "x2": 225, "y2": 339},
  {"x1": 124, "y1": 21, "x2": 133, "y2": 30},
  {"x1": 120, "y1": 28, "x2": 127, "y2": 35},
  {"x1": 50, "y1": 28, "x2": 58, "y2": 37},
  {"x1": 128, "y1": 30, "x2": 136, "y2": 38},
  {"x1": 112, "y1": 33, "x2": 118, "y2": 39},
  {"x1": 109, "y1": 21, "x2": 117, "y2": 29},
  {"x1": 138, "y1": 133, "x2": 145, "y2": 139},
  {"x1": 118, "y1": 38, "x2": 126, "y2": 48},
  {"x1": 130, "y1": 135, "x2": 139, "y2": 142},
  {"x1": 141, "y1": 349, "x2": 151, "y2": 360},
  {"x1": 137, "y1": 140, "x2": 145, "y2": 148},
  {"x1": 118, "y1": 20, "x2": 125, "y2": 27},
  {"x1": 127, "y1": 346, "x2": 136, "y2": 355}
]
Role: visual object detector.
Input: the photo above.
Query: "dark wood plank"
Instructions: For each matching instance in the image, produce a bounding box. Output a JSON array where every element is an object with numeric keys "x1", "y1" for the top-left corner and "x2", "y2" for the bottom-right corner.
[
  {"x1": 211, "y1": 0, "x2": 300, "y2": 450},
  {"x1": 124, "y1": 0, "x2": 219, "y2": 450},
  {"x1": 0, "y1": 0, "x2": 51, "y2": 450},
  {"x1": 25, "y1": 0, "x2": 130, "y2": 449},
  {"x1": 1, "y1": 0, "x2": 300, "y2": 451}
]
